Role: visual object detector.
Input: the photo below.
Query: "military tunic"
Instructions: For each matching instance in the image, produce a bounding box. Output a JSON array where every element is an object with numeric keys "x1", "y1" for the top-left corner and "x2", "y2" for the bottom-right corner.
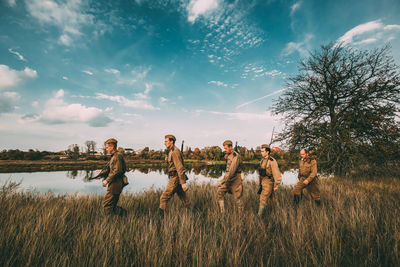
[
  {"x1": 98, "y1": 152, "x2": 127, "y2": 213},
  {"x1": 217, "y1": 151, "x2": 243, "y2": 210},
  {"x1": 293, "y1": 157, "x2": 320, "y2": 200},
  {"x1": 159, "y1": 145, "x2": 189, "y2": 210},
  {"x1": 259, "y1": 156, "x2": 282, "y2": 206}
]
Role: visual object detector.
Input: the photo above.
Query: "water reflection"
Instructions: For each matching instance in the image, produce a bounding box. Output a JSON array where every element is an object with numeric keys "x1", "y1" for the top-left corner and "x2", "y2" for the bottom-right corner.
[{"x1": 1, "y1": 164, "x2": 300, "y2": 195}]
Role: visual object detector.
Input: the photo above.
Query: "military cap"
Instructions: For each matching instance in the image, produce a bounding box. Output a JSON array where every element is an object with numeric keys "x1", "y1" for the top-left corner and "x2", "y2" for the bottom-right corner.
[
  {"x1": 165, "y1": 134, "x2": 176, "y2": 142},
  {"x1": 223, "y1": 140, "x2": 233, "y2": 146},
  {"x1": 104, "y1": 138, "x2": 118, "y2": 145},
  {"x1": 261, "y1": 144, "x2": 270, "y2": 149}
]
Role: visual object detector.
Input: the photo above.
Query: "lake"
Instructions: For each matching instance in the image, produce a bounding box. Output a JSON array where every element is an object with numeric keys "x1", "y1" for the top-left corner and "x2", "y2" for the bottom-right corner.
[{"x1": 0, "y1": 165, "x2": 300, "y2": 195}]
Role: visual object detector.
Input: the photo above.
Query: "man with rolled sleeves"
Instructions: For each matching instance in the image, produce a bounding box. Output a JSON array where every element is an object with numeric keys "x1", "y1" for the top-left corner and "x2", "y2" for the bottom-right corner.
[
  {"x1": 97, "y1": 138, "x2": 128, "y2": 216},
  {"x1": 217, "y1": 140, "x2": 243, "y2": 213},
  {"x1": 257, "y1": 144, "x2": 282, "y2": 216},
  {"x1": 293, "y1": 148, "x2": 321, "y2": 205},
  {"x1": 159, "y1": 134, "x2": 190, "y2": 215}
]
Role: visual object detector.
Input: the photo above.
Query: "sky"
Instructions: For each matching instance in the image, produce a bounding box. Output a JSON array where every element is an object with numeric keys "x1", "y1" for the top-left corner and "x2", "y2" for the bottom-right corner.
[{"x1": 0, "y1": 0, "x2": 399, "y2": 151}]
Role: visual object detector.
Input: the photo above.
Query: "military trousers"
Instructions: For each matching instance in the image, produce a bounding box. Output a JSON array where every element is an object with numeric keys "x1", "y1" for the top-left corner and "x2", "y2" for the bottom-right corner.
[
  {"x1": 103, "y1": 188, "x2": 120, "y2": 213},
  {"x1": 260, "y1": 177, "x2": 276, "y2": 206},
  {"x1": 159, "y1": 175, "x2": 189, "y2": 210},
  {"x1": 293, "y1": 177, "x2": 320, "y2": 201},
  {"x1": 217, "y1": 175, "x2": 243, "y2": 210}
]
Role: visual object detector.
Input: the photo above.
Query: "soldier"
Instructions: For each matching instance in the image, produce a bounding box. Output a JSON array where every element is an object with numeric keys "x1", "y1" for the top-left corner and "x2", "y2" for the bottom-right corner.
[
  {"x1": 97, "y1": 138, "x2": 128, "y2": 216},
  {"x1": 293, "y1": 148, "x2": 321, "y2": 205},
  {"x1": 217, "y1": 140, "x2": 243, "y2": 213},
  {"x1": 159, "y1": 134, "x2": 190, "y2": 215},
  {"x1": 257, "y1": 144, "x2": 282, "y2": 216}
]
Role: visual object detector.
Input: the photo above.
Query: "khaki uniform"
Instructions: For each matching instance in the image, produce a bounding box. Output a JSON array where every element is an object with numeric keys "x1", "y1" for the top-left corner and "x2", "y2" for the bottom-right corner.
[
  {"x1": 159, "y1": 145, "x2": 189, "y2": 210},
  {"x1": 218, "y1": 151, "x2": 243, "y2": 211},
  {"x1": 293, "y1": 157, "x2": 320, "y2": 201},
  {"x1": 98, "y1": 152, "x2": 127, "y2": 214},
  {"x1": 259, "y1": 156, "x2": 282, "y2": 206}
]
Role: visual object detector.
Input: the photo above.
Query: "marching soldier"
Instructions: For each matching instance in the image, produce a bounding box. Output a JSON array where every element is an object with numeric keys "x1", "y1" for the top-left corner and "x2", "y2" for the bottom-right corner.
[
  {"x1": 217, "y1": 140, "x2": 244, "y2": 213},
  {"x1": 257, "y1": 144, "x2": 282, "y2": 216},
  {"x1": 97, "y1": 138, "x2": 128, "y2": 216},
  {"x1": 159, "y1": 134, "x2": 190, "y2": 215},
  {"x1": 293, "y1": 148, "x2": 321, "y2": 205}
]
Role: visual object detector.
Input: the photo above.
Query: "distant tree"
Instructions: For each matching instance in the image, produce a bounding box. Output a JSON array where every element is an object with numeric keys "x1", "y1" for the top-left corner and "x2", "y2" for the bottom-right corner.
[
  {"x1": 192, "y1": 148, "x2": 201, "y2": 160},
  {"x1": 67, "y1": 144, "x2": 80, "y2": 160},
  {"x1": 140, "y1": 147, "x2": 150, "y2": 159},
  {"x1": 274, "y1": 44, "x2": 400, "y2": 175},
  {"x1": 84, "y1": 140, "x2": 96, "y2": 155}
]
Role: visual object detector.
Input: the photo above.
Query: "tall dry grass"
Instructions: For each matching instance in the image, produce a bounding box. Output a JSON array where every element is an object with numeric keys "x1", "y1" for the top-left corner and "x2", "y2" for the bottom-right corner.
[{"x1": 0, "y1": 177, "x2": 399, "y2": 266}]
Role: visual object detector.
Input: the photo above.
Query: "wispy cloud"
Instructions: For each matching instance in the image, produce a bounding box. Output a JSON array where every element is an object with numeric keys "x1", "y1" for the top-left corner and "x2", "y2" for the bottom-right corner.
[
  {"x1": 82, "y1": 70, "x2": 93, "y2": 75},
  {"x1": 337, "y1": 20, "x2": 400, "y2": 46},
  {"x1": 0, "y1": 91, "x2": 20, "y2": 114},
  {"x1": 96, "y1": 93, "x2": 160, "y2": 110},
  {"x1": 6, "y1": 0, "x2": 16, "y2": 7},
  {"x1": 282, "y1": 34, "x2": 314, "y2": 57},
  {"x1": 241, "y1": 63, "x2": 284, "y2": 80},
  {"x1": 26, "y1": 0, "x2": 94, "y2": 46},
  {"x1": 8, "y1": 48, "x2": 26, "y2": 61},
  {"x1": 208, "y1": 80, "x2": 228, "y2": 87},
  {"x1": 0, "y1": 65, "x2": 37, "y2": 89},
  {"x1": 187, "y1": 0, "x2": 219, "y2": 23},
  {"x1": 290, "y1": 1, "x2": 302, "y2": 16},
  {"x1": 195, "y1": 109, "x2": 275, "y2": 121},
  {"x1": 236, "y1": 87, "x2": 290, "y2": 109},
  {"x1": 40, "y1": 89, "x2": 112, "y2": 127}
]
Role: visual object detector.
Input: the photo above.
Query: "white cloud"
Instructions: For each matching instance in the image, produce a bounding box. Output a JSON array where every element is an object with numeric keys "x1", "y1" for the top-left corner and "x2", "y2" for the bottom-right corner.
[
  {"x1": 40, "y1": 90, "x2": 112, "y2": 127},
  {"x1": 208, "y1": 80, "x2": 228, "y2": 87},
  {"x1": 282, "y1": 34, "x2": 314, "y2": 57},
  {"x1": 290, "y1": 1, "x2": 301, "y2": 16},
  {"x1": 96, "y1": 93, "x2": 160, "y2": 110},
  {"x1": 82, "y1": 70, "x2": 93, "y2": 75},
  {"x1": 6, "y1": 0, "x2": 16, "y2": 7},
  {"x1": 105, "y1": 68, "x2": 120, "y2": 75},
  {"x1": 0, "y1": 91, "x2": 20, "y2": 114},
  {"x1": 187, "y1": 0, "x2": 219, "y2": 23},
  {"x1": 26, "y1": 0, "x2": 94, "y2": 46},
  {"x1": 134, "y1": 83, "x2": 153, "y2": 99},
  {"x1": 236, "y1": 87, "x2": 290, "y2": 109},
  {"x1": 337, "y1": 20, "x2": 400, "y2": 46},
  {"x1": 8, "y1": 48, "x2": 26, "y2": 61},
  {"x1": 0, "y1": 65, "x2": 38, "y2": 89},
  {"x1": 62, "y1": 76, "x2": 68, "y2": 80},
  {"x1": 32, "y1": 101, "x2": 39, "y2": 108},
  {"x1": 159, "y1": 97, "x2": 167, "y2": 103}
]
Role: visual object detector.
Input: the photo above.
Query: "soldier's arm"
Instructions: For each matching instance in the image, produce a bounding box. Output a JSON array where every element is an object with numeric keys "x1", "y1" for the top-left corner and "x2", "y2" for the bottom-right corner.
[
  {"x1": 172, "y1": 150, "x2": 187, "y2": 184},
  {"x1": 297, "y1": 161, "x2": 301, "y2": 179},
  {"x1": 223, "y1": 155, "x2": 240, "y2": 183},
  {"x1": 97, "y1": 165, "x2": 110, "y2": 178},
  {"x1": 306, "y1": 160, "x2": 317, "y2": 183},
  {"x1": 105, "y1": 154, "x2": 124, "y2": 183},
  {"x1": 271, "y1": 160, "x2": 282, "y2": 188}
]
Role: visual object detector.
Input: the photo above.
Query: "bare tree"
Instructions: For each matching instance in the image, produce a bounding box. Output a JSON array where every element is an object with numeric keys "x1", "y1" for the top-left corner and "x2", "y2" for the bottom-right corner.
[
  {"x1": 274, "y1": 44, "x2": 400, "y2": 175},
  {"x1": 85, "y1": 140, "x2": 96, "y2": 155}
]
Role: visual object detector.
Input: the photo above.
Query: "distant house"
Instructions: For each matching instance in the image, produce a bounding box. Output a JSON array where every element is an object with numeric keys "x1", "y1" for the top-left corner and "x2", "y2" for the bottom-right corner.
[
  {"x1": 124, "y1": 148, "x2": 134, "y2": 154},
  {"x1": 95, "y1": 148, "x2": 105, "y2": 155}
]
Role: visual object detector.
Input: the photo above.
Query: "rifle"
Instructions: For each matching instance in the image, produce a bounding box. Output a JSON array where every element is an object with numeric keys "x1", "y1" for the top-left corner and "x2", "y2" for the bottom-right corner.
[
  {"x1": 269, "y1": 127, "x2": 275, "y2": 147},
  {"x1": 181, "y1": 140, "x2": 184, "y2": 152},
  {"x1": 88, "y1": 161, "x2": 110, "y2": 180}
]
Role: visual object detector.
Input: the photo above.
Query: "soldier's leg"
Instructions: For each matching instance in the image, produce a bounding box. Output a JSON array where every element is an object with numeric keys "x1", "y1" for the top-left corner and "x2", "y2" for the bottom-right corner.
[
  {"x1": 103, "y1": 188, "x2": 119, "y2": 215},
  {"x1": 159, "y1": 178, "x2": 177, "y2": 211},
  {"x1": 293, "y1": 178, "x2": 306, "y2": 204},
  {"x1": 176, "y1": 183, "x2": 190, "y2": 208},
  {"x1": 306, "y1": 179, "x2": 321, "y2": 204},
  {"x1": 232, "y1": 178, "x2": 244, "y2": 213},
  {"x1": 259, "y1": 179, "x2": 273, "y2": 216},
  {"x1": 217, "y1": 184, "x2": 228, "y2": 213}
]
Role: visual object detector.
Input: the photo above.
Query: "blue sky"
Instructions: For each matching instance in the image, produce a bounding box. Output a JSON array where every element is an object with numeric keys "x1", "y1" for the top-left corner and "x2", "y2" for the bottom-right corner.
[{"x1": 1, "y1": 0, "x2": 399, "y2": 151}]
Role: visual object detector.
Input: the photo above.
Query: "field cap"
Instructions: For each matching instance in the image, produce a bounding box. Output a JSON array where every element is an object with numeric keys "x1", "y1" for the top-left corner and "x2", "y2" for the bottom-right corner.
[
  {"x1": 223, "y1": 140, "x2": 233, "y2": 146},
  {"x1": 165, "y1": 134, "x2": 176, "y2": 142},
  {"x1": 104, "y1": 138, "x2": 118, "y2": 145}
]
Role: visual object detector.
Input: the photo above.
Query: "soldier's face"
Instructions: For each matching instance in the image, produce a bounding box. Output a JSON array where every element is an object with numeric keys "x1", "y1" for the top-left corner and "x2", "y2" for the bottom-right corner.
[
  {"x1": 261, "y1": 148, "x2": 269, "y2": 158},
  {"x1": 105, "y1": 143, "x2": 115, "y2": 154},
  {"x1": 164, "y1": 138, "x2": 173, "y2": 149},
  {"x1": 300, "y1": 150, "x2": 307, "y2": 159},
  {"x1": 224, "y1": 145, "x2": 233, "y2": 154}
]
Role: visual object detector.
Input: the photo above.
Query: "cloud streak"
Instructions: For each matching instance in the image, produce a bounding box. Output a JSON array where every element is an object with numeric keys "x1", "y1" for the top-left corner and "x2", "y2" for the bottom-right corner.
[
  {"x1": 236, "y1": 87, "x2": 290, "y2": 109},
  {"x1": 96, "y1": 93, "x2": 160, "y2": 110}
]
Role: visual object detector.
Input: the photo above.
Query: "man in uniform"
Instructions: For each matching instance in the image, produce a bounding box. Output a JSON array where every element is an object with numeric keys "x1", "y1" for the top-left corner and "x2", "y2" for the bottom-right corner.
[
  {"x1": 293, "y1": 148, "x2": 321, "y2": 205},
  {"x1": 257, "y1": 144, "x2": 282, "y2": 216},
  {"x1": 217, "y1": 140, "x2": 243, "y2": 213},
  {"x1": 159, "y1": 134, "x2": 190, "y2": 215},
  {"x1": 97, "y1": 138, "x2": 128, "y2": 216}
]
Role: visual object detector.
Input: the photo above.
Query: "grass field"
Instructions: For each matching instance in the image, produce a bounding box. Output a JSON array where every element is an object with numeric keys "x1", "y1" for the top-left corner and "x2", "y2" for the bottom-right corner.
[{"x1": 1, "y1": 177, "x2": 399, "y2": 266}]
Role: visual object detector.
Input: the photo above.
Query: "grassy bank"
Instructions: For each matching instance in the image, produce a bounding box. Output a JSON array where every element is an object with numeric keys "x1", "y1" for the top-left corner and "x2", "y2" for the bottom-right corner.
[{"x1": 1, "y1": 177, "x2": 399, "y2": 266}]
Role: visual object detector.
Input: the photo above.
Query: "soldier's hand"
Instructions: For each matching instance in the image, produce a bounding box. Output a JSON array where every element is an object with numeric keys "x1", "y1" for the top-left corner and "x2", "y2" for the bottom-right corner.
[
  {"x1": 217, "y1": 181, "x2": 222, "y2": 187},
  {"x1": 102, "y1": 180, "x2": 108, "y2": 187},
  {"x1": 274, "y1": 186, "x2": 278, "y2": 192},
  {"x1": 181, "y1": 183, "x2": 188, "y2": 192},
  {"x1": 303, "y1": 179, "x2": 309, "y2": 185},
  {"x1": 164, "y1": 156, "x2": 168, "y2": 161}
]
